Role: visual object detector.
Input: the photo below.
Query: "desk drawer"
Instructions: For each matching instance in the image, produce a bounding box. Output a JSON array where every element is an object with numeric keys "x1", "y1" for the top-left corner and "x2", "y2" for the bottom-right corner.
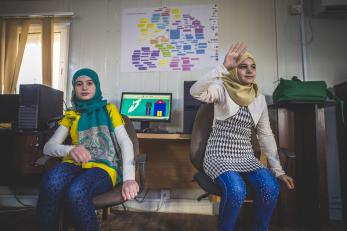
[{"x1": 14, "y1": 134, "x2": 45, "y2": 176}]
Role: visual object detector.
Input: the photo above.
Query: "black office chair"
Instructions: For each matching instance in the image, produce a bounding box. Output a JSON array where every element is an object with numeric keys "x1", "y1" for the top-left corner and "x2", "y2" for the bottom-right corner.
[
  {"x1": 190, "y1": 103, "x2": 220, "y2": 200},
  {"x1": 92, "y1": 115, "x2": 146, "y2": 218},
  {"x1": 43, "y1": 115, "x2": 146, "y2": 230}
]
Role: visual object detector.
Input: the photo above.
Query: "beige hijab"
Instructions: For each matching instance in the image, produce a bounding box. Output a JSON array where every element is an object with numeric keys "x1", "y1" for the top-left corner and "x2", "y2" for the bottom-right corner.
[{"x1": 222, "y1": 51, "x2": 259, "y2": 106}]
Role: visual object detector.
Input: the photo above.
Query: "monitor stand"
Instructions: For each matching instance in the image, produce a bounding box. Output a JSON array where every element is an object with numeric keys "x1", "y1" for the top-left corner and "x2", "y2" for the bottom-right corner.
[
  {"x1": 140, "y1": 121, "x2": 150, "y2": 132},
  {"x1": 139, "y1": 121, "x2": 169, "y2": 133}
]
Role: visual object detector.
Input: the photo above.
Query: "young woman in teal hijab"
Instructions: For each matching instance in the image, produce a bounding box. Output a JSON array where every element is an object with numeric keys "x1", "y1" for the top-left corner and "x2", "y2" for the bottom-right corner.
[{"x1": 37, "y1": 68, "x2": 138, "y2": 231}]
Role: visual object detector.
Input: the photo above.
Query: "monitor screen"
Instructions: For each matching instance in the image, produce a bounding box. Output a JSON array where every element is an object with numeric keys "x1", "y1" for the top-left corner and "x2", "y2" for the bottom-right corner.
[
  {"x1": 0, "y1": 94, "x2": 19, "y2": 124},
  {"x1": 120, "y1": 92, "x2": 172, "y2": 122}
]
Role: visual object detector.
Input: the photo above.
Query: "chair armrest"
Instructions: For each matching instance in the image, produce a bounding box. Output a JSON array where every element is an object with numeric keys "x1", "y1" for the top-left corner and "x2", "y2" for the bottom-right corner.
[
  {"x1": 194, "y1": 172, "x2": 221, "y2": 196},
  {"x1": 35, "y1": 155, "x2": 53, "y2": 166},
  {"x1": 38, "y1": 156, "x2": 62, "y2": 170},
  {"x1": 134, "y1": 154, "x2": 147, "y2": 193},
  {"x1": 135, "y1": 153, "x2": 146, "y2": 164},
  {"x1": 278, "y1": 148, "x2": 295, "y2": 180},
  {"x1": 278, "y1": 148, "x2": 296, "y2": 159}
]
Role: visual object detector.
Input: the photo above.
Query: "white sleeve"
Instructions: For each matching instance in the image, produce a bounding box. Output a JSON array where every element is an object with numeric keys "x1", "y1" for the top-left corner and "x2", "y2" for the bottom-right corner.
[
  {"x1": 115, "y1": 125, "x2": 135, "y2": 181},
  {"x1": 190, "y1": 64, "x2": 230, "y2": 103},
  {"x1": 256, "y1": 106, "x2": 285, "y2": 177},
  {"x1": 43, "y1": 125, "x2": 75, "y2": 157}
]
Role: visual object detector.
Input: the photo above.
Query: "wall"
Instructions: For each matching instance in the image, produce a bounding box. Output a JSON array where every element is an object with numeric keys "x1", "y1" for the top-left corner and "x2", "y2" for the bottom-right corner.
[
  {"x1": 0, "y1": 0, "x2": 346, "y2": 131},
  {"x1": 307, "y1": 17, "x2": 347, "y2": 86}
]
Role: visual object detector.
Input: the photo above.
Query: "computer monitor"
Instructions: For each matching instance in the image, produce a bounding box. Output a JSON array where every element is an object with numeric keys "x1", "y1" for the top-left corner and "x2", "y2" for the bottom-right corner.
[
  {"x1": 120, "y1": 92, "x2": 172, "y2": 131},
  {"x1": 0, "y1": 94, "x2": 19, "y2": 125}
]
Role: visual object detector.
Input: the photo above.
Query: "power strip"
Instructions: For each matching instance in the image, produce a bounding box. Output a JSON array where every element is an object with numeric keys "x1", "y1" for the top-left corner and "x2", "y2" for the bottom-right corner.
[{"x1": 160, "y1": 189, "x2": 170, "y2": 200}]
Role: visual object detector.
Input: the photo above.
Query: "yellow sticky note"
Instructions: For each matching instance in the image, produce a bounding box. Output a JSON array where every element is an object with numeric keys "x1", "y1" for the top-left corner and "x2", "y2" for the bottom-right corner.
[
  {"x1": 147, "y1": 23, "x2": 155, "y2": 29},
  {"x1": 172, "y1": 8, "x2": 180, "y2": 14},
  {"x1": 140, "y1": 18, "x2": 148, "y2": 23},
  {"x1": 159, "y1": 59, "x2": 168, "y2": 65}
]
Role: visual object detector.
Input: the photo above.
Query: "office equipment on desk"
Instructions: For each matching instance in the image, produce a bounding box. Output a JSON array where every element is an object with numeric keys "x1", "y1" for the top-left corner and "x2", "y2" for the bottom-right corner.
[
  {"x1": 142, "y1": 128, "x2": 169, "y2": 134},
  {"x1": 0, "y1": 94, "x2": 19, "y2": 126},
  {"x1": 18, "y1": 84, "x2": 64, "y2": 130},
  {"x1": 120, "y1": 92, "x2": 172, "y2": 132}
]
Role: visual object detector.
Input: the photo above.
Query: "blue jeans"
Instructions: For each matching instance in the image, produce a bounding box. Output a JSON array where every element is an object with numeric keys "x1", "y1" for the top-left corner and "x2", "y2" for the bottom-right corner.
[
  {"x1": 215, "y1": 168, "x2": 280, "y2": 231},
  {"x1": 36, "y1": 163, "x2": 113, "y2": 231}
]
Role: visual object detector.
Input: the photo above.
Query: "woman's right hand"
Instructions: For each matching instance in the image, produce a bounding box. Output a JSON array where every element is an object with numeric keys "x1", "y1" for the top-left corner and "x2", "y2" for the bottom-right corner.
[
  {"x1": 223, "y1": 42, "x2": 248, "y2": 70},
  {"x1": 69, "y1": 145, "x2": 92, "y2": 163},
  {"x1": 278, "y1": 174, "x2": 295, "y2": 190}
]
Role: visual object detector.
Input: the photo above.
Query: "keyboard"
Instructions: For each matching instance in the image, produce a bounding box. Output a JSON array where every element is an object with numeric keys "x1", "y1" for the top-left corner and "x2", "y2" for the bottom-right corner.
[{"x1": 141, "y1": 128, "x2": 169, "y2": 134}]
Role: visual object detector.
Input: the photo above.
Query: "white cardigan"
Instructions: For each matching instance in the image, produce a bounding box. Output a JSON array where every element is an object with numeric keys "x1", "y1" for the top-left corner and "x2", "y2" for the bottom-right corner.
[{"x1": 190, "y1": 64, "x2": 285, "y2": 177}]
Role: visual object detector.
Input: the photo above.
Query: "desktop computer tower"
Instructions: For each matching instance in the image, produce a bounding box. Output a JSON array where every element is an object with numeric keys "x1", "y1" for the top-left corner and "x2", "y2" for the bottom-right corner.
[
  {"x1": 18, "y1": 84, "x2": 64, "y2": 130},
  {"x1": 183, "y1": 81, "x2": 202, "y2": 134}
]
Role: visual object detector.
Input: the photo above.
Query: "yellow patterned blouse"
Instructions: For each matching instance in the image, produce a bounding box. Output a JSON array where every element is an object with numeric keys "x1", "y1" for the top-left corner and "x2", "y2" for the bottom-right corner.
[{"x1": 59, "y1": 103, "x2": 124, "y2": 186}]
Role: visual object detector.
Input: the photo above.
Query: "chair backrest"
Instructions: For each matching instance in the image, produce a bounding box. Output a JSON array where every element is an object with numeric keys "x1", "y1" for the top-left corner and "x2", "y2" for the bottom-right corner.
[
  {"x1": 93, "y1": 115, "x2": 142, "y2": 210},
  {"x1": 122, "y1": 115, "x2": 139, "y2": 157},
  {"x1": 190, "y1": 103, "x2": 214, "y2": 172}
]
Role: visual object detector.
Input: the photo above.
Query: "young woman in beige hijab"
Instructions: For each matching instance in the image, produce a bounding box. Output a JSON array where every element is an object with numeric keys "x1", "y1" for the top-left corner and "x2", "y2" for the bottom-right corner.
[{"x1": 190, "y1": 42, "x2": 294, "y2": 231}]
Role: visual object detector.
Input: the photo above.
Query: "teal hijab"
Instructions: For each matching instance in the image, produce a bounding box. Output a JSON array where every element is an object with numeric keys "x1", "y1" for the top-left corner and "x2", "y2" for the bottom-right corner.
[
  {"x1": 72, "y1": 68, "x2": 112, "y2": 130},
  {"x1": 72, "y1": 68, "x2": 122, "y2": 181}
]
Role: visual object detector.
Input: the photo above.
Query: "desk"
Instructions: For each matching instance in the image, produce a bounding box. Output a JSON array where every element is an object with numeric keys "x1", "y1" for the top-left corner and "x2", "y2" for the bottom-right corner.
[
  {"x1": 136, "y1": 133, "x2": 197, "y2": 189},
  {"x1": 0, "y1": 128, "x2": 16, "y2": 185},
  {"x1": 14, "y1": 130, "x2": 50, "y2": 176},
  {"x1": 137, "y1": 133, "x2": 191, "y2": 140},
  {"x1": 0, "y1": 129, "x2": 51, "y2": 186}
]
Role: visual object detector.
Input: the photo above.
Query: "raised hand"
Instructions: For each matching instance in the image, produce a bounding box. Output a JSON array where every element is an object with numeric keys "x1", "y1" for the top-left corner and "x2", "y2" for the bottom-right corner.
[
  {"x1": 223, "y1": 42, "x2": 248, "y2": 70},
  {"x1": 69, "y1": 145, "x2": 92, "y2": 163}
]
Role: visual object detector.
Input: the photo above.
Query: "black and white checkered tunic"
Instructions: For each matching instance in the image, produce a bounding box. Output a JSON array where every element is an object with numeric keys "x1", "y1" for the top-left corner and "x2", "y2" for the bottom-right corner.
[{"x1": 203, "y1": 106, "x2": 264, "y2": 180}]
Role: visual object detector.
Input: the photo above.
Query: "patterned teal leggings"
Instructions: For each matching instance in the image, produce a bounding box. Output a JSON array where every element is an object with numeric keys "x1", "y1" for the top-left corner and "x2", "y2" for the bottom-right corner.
[
  {"x1": 36, "y1": 163, "x2": 113, "y2": 231},
  {"x1": 216, "y1": 168, "x2": 280, "y2": 231}
]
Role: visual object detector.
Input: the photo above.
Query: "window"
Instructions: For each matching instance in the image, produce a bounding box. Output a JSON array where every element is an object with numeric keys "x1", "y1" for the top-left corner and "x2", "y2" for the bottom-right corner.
[{"x1": 17, "y1": 22, "x2": 70, "y2": 99}]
